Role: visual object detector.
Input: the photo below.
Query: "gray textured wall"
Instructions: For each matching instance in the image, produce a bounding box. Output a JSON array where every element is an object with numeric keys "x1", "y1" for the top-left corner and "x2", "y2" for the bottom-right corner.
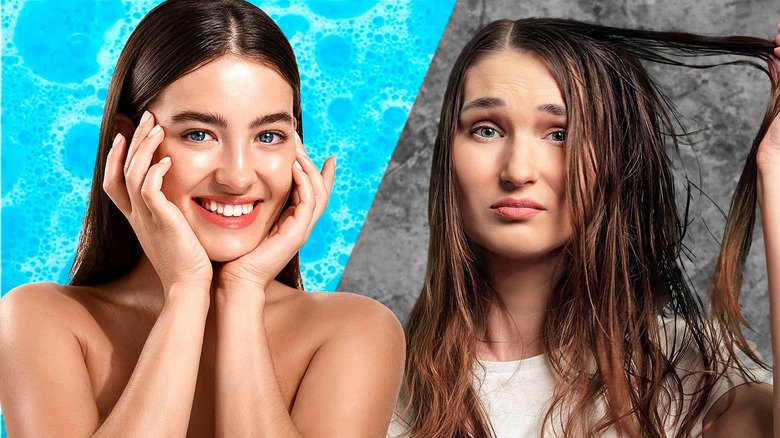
[{"x1": 341, "y1": 0, "x2": 780, "y2": 365}]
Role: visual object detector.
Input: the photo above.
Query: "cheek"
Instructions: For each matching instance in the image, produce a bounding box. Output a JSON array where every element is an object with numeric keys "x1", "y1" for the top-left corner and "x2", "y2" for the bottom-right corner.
[
  {"x1": 157, "y1": 147, "x2": 213, "y2": 199},
  {"x1": 258, "y1": 148, "x2": 295, "y2": 197}
]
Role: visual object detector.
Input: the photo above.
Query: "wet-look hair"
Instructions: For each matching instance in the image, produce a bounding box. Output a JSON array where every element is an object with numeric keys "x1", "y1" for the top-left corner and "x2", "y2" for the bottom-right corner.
[{"x1": 403, "y1": 18, "x2": 778, "y2": 437}]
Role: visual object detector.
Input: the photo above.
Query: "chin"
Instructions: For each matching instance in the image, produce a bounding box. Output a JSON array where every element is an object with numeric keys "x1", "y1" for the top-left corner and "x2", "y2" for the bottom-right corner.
[
  {"x1": 472, "y1": 236, "x2": 568, "y2": 263},
  {"x1": 203, "y1": 241, "x2": 258, "y2": 263}
]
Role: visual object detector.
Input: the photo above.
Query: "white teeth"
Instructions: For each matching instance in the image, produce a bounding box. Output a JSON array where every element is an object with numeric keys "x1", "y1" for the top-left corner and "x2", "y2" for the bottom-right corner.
[{"x1": 199, "y1": 199, "x2": 255, "y2": 218}]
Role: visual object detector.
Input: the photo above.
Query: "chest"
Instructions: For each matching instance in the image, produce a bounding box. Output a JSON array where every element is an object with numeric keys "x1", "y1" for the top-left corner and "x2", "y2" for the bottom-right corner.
[{"x1": 79, "y1": 305, "x2": 316, "y2": 436}]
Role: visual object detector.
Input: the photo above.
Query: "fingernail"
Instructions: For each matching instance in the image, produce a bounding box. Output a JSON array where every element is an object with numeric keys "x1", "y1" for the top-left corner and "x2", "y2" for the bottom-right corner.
[
  {"x1": 140, "y1": 111, "x2": 151, "y2": 126},
  {"x1": 294, "y1": 160, "x2": 303, "y2": 170},
  {"x1": 112, "y1": 133, "x2": 122, "y2": 147},
  {"x1": 148, "y1": 124, "x2": 162, "y2": 137},
  {"x1": 296, "y1": 147, "x2": 305, "y2": 156},
  {"x1": 331, "y1": 156, "x2": 337, "y2": 166},
  {"x1": 159, "y1": 156, "x2": 171, "y2": 164}
]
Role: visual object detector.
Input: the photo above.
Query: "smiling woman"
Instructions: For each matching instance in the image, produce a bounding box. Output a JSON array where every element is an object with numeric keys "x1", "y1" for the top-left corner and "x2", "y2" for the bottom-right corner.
[
  {"x1": 0, "y1": 1, "x2": 404, "y2": 437},
  {"x1": 138, "y1": 57, "x2": 297, "y2": 262}
]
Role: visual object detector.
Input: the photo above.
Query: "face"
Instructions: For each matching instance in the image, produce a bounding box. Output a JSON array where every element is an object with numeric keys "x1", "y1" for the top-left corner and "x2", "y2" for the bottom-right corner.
[
  {"x1": 453, "y1": 50, "x2": 572, "y2": 263},
  {"x1": 146, "y1": 55, "x2": 296, "y2": 262}
]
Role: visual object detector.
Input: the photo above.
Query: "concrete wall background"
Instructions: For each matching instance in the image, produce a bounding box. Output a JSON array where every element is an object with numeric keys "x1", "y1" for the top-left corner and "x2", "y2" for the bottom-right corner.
[{"x1": 340, "y1": 0, "x2": 780, "y2": 365}]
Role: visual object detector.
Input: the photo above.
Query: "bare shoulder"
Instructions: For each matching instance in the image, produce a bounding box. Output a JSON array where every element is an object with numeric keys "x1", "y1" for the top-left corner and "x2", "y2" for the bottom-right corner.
[
  {"x1": 0, "y1": 281, "x2": 93, "y2": 334},
  {"x1": 305, "y1": 291, "x2": 404, "y2": 344},
  {"x1": 265, "y1": 284, "x2": 405, "y2": 360},
  {"x1": 281, "y1": 290, "x2": 406, "y2": 437},
  {"x1": 0, "y1": 281, "x2": 98, "y2": 368},
  {"x1": 0, "y1": 282, "x2": 104, "y2": 435}
]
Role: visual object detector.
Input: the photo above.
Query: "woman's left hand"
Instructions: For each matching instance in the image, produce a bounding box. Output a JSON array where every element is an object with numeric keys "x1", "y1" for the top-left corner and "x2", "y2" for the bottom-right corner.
[{"x1": 217, "y1": 133, "x2": 336, "y2": 293}]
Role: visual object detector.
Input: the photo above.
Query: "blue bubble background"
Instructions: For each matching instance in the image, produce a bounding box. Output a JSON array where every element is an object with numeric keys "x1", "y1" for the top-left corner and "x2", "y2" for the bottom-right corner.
[{"x1": 0, "y1": 0, "x2": 454, "y2": 433}]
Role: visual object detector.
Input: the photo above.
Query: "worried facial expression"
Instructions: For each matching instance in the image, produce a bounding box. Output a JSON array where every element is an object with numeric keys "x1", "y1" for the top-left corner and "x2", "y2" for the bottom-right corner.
[
  {"x1": 147, "y1": 55, "x2": 296, "y2": 262},
  {"x1": 453, "y1": 50, "x2": 573, "y2": 263}
]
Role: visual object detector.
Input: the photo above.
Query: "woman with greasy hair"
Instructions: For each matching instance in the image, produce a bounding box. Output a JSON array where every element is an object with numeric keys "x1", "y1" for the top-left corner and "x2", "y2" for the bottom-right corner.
[
  {"x1": 391, "y1": 19, "x2": 780, "y2": 437},
  {"x1": 0, "y1": 0, "x2": 404, "y2": 436}
]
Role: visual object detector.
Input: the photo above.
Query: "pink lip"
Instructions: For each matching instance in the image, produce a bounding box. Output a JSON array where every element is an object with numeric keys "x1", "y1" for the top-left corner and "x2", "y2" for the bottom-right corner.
[
  {"x1": 193, "y1": 197, "x2": 262, "y2": 229},
  {"x1": 490, "y1": 198, "x2": 546, "y2": 220}
]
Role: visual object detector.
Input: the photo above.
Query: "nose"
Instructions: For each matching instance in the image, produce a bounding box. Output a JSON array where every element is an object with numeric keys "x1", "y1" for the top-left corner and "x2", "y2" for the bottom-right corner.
[
  {"x1": 500, "y1": 135, "x2": 539, "y2": 188},
  {"x1": 213, "y1": 139, "x2": 257, "y2": 193}
]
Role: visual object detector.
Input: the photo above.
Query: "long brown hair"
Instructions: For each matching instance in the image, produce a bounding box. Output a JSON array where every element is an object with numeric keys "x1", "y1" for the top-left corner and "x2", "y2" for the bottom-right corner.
[
  {"x1": 404, "y1": 18, "x2": 779, "y2": 437},
  {"x1": 70, "y1": 0, "x2": 303, "y2": 288}
]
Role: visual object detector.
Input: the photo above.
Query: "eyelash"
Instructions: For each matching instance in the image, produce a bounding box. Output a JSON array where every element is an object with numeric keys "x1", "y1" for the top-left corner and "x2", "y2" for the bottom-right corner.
[
  {"x1": 180, "y1": 130, "x2": 289, "y2": 145},
  {"x1": 546, "y1": 129, "x2": 566, "y2": 144},
  {"x1": 257, "y1": 131, "x2": 287, "y2": 144},
  {"x1": 180, "y1": 130, "x2": 210, "y2": 142},
  {"x1": 467, "y1": 125, "x2": 567, "y2": 146},
  {"x1": 468, "y1": 125, "x2": 502, "y2": 140}
]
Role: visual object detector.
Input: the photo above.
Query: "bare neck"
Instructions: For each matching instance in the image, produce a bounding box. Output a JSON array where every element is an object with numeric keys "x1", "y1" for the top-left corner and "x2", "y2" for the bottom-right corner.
[
  {"x1": 98, "y1": 255, "x2": 166, "y2": 312},
  {"x1": 477, "y1": 251, "x2": 560, "y2": 362}
]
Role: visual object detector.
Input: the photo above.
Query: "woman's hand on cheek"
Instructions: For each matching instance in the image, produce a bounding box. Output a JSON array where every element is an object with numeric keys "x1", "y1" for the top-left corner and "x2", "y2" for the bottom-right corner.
[
  {"x1": 218, "y1": 133, "x2": 336, "y2": 294},
  {"x1": 103, "y1": 111, "x2": 212, "y2": 295}
]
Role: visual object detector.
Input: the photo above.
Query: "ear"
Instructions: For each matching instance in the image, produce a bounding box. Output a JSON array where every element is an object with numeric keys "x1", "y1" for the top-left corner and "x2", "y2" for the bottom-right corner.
[{"x1": 113, "y1": 114, "x2": 136, "y2": 140}]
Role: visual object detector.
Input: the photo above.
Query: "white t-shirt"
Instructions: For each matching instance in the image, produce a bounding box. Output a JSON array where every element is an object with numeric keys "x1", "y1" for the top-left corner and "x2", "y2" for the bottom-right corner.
[{"x1": 388, "y1": 318, "x2": 770, "y2": 438}]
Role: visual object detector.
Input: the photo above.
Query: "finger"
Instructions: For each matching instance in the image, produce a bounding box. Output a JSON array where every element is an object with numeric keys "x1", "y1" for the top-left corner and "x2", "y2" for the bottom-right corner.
[
  {"x1": 124, "y1": 111, "x2": 154, "y2": 175},
  {"x1": 140, "y1": 156, "x2": 175, "y2": 221},
  {"x1": 125, "y1": 123, "x2": 165, "y2": 199},
  {"x1": 293, "y1": 135, "x2": 329, "y2": 215},
  {"x1": 296, "y1": 149, "x2": 327, "y2": 203},
  {"x1": 103, "y1": 133, "x2": 132, "y2": 214},
  {"x1": 285, "y1": 160, "x2": 315, "y2": 231},
  {"x1": 291, "y1": 158, "x2": 320, "y2": 238},
  {"x1": 307, "y1": 156, "x2": 336, "y2": 235},
  {"x1": 291, "y1": 182, "x2": 300, "y2": 205},
  {"x1": 270, "y1": 205, "x2": 297, "y2": 237},
  {"x1": 321, "y1": 156, "x2": 336, "y2": 195},
  {"x1": 294, "y1": 131, "x2": 307, "y2": 156}
]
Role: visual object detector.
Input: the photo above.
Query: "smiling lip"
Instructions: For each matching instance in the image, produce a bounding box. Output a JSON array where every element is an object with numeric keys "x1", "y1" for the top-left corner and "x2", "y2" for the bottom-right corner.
[
  {"x1": 193, "y1": 197, "x2": 262, "y2": 229},
  {"x1": 490, "y1": 198, "x2": 546, "y2": 220}
]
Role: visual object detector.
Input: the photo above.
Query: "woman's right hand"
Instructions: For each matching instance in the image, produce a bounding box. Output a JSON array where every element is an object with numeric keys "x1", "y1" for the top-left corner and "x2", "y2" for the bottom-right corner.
[
  {"x1": 103, "y1": 111, "x2": 212, "y2": 293},
  {"x1": 774, "y1": 23, "x2": 779, "y2": 58}
]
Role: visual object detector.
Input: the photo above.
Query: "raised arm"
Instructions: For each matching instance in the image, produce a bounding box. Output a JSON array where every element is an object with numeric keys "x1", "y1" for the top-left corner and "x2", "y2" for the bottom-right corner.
[
  {"x1": 758, "y1": 26, "x2": 780, "y2": 437},
  {"x1": 701, "y1": 27, "x2": 780, "y2": 438},
  {"x1": 0, "y1": 112, "x2": 213, "y2": 437},
  {"x1": 760, "y1": 104, "x2": 780, "y2": 438}
]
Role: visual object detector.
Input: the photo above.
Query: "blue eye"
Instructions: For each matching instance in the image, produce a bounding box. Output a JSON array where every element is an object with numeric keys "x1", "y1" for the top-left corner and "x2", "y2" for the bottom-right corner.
[
  {"x1": 548, "y1": 130, "x2": 566, "y2": 143},
  {"x1": 470, "y1": 126, "x2": 501, "y2": 139},
  {"x1": 258, "y1": 132, "x2": 284, "y2": 144},
  {"x1": 187, "y1": 130, "x2": 209, "y2": 142}
]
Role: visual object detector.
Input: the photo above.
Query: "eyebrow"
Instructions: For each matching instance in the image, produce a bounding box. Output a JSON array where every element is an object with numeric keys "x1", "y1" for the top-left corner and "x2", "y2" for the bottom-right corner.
[
  {"x1": 249, "y1": 112, "x2": 294, "y2": 129},
  {"x1": 461, "y1": 97, "x2": 505, "y2": 113},
  {"x1": 538, "y1": 103, "x2": 567, "y2": 117},
  {"x1": 169, "y1": 111, "x2": 294, "y2": 129},
  {"x1": 461, "y1": 97, "x2": 567, "y2": 118}
]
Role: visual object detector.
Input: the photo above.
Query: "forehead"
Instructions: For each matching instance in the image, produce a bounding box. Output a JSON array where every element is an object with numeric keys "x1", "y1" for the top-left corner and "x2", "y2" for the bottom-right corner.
[
  {"x1": 151, "y1": 55, "x2": 293, "y2": 115},
  {"x1": 461, "y1": 50, "x2": 563, "y2": 108}
]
